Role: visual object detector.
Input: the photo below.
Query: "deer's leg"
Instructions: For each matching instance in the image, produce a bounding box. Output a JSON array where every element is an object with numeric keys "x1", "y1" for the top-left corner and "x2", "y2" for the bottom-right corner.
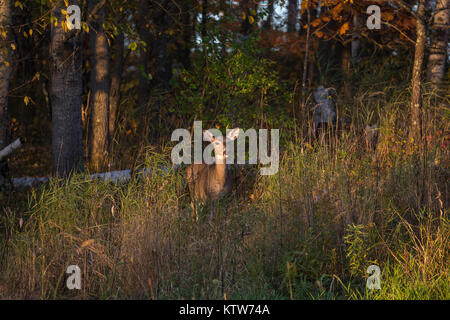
[
  {"x1": 209, "y1": 204, "x2": 214, "y2": 221},
  {"x1": 191, "y1": 200, "x2": 199, "y2": 222}
]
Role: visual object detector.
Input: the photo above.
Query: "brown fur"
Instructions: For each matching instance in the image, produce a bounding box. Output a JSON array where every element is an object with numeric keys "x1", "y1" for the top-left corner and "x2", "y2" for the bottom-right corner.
[{"x1": 185, "y1": 128, "x2": 240, "y2": 220}]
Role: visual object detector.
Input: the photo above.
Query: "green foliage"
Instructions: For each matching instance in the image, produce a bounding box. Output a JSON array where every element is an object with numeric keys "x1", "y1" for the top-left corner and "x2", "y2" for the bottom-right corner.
[
  {"x1": 344, "y1": 224, "x2": 378, "y2": 277},
  {"x1": 175, "y1": 35, "x2": 291, "y2": 130}
]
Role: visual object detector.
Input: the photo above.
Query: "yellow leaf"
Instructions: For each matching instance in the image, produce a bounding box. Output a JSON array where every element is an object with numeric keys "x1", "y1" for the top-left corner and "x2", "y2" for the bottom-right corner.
[
  {"x1": 248, "y1": 16, "x2": 255, "y2": 24},
  {"x1": 1, "y1": 30, "x2": 7, "y2": 39},
  {"x1": 241, "y1": 11, "x2": 246, "y2": 20},
  {"x1": 29, "y1": 29, "x2": 33, "y2": 36},
  {"x1": 64, "y1": 0, "x2": 69, "y2": 7},
  {"x1": 10, "y1": 43, "x2": 16, "y2": 50},
  {"x1": 32, "y1": 72, "x2": 40, "y2": 81},
  {"x1": 24, "y1": 96, "x2": 30, "y2": 106},
  {"x1": 82, "y1": 22, "x2": 89, "y2": 33},
  {"x1": 301, "y1": 0, "x2": 308, "y2": 14},
  {"x1": 14, "y1": 1, "x2": 23, "y2": 10}
]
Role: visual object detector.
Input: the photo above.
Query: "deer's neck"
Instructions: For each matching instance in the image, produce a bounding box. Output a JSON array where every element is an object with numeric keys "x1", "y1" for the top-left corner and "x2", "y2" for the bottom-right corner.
[{"x1": 213, "y1": 159, "x2": 227, "y2": 184}]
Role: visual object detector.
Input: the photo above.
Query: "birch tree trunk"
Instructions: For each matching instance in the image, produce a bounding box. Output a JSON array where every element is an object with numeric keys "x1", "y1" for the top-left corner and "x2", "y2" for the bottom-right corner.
[
  {"x1": 410, "y1": 0, "x2": 427, "y2": 142},
  {"x1": 50, "y1": 0, "x2": 84, "y2": 176},
  {"x1": 426, "y1": 0, "x2": 449, "y2": 86}
]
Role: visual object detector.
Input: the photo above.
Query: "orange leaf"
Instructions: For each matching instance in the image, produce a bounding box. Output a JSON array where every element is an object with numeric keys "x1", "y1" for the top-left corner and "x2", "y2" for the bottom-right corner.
[
  {"x1": 384, "y1": 12, "x2": 394, "y2": 22},
  {"x1": 80, "y1": 239, "x2": 95, "y2": 248},
  {"x1": 339, "y1": 22, "x2": 349, "y2": 35},
  {"x1": 311, "y1": 18, "x2": 322, "y2": 27}
]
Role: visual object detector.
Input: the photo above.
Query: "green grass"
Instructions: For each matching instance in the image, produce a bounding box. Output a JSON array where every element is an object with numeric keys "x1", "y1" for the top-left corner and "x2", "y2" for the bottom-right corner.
[{"x1": 0, "y1": 87, "x2": 448, "y2": 300}]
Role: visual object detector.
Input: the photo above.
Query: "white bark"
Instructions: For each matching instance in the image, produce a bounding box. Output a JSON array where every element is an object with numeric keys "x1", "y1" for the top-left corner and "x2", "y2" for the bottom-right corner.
[
  {"x1": 427, "y1": 0, "x2": 449, "y2": 85},
  {"x1": 0, "y1": 138, "x2": 21, "y2": 160},
  {"x1": 12, "y1": 164, "x2": 179, "y2": 188}
]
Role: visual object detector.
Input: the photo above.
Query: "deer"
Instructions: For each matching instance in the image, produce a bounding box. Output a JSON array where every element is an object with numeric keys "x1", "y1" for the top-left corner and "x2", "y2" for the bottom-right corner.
[
  {"x1": 311, "y1": 86, "x2": 337, "y2": 140},
  {"x1": 186, "y1": 128, "x2": 240, "y2": 221}
]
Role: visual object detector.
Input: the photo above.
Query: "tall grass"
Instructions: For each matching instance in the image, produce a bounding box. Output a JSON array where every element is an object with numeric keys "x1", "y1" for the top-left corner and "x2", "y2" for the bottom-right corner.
[{"x1": 0, "y1": 87, "x2": 448, "y2": 300}]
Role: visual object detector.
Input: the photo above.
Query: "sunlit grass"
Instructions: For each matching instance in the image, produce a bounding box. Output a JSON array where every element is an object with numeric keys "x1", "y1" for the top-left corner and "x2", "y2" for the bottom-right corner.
[{"x1": 0, "y1": 86, "x2": 448, "y2": 300}]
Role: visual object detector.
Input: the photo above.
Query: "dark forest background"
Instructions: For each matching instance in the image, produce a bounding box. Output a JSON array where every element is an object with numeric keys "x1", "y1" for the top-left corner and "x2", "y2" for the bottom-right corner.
[{"x1": 0, "y1": 0, "x2": 448, "y2": 300}]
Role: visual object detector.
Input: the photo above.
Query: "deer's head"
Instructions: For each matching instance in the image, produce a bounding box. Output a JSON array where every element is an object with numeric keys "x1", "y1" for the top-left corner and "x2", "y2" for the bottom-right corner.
[{"x1": 203, "y1": 128, "x2": 240, "y2": 164}]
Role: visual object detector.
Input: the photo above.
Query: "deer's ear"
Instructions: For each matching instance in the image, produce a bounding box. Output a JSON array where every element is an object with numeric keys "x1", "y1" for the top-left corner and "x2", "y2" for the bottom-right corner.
[
  {"x1": 203, "y1": 130, "x2": 215, "y2": 142},
  {"x1": 227, "y1": 128, "x2": 240, "y2": 140}
]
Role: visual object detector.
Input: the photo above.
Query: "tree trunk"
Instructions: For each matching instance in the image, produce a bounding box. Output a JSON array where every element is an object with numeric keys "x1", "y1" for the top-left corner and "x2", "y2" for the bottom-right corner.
[
  {"x1": 240, "y1": 0, "x2": 251, "y2": 35},
  {"x1": 150, "y1": 1, "x2": 173, "y2": 141},
  {"x1": 201, "y1": 0, "x2": 208, "y2": 45},
  {"x1": 152, "y1": 2, "x2": 172, "y2": 91},
  {"x1": 351, "y1": 12, "x2": 361, "y2": 62},
  {"x1": 50, "y1": 0, "x2": 84, "y2": 177},
  {"x1": 410, "y1": 0, "x2": 427, "y2": 142},
  {"x1": 137, "y1": 0, "x2": 151, "y2": 134},
  {"x1": 264, "y1": 0, "x2": 275, "y2": 30},
  {"x1": 317, "y1": 4, "x2": 331, "y2": 83},
  {"x1": 109, "y1": 31, "x2": 124, "y2": 140},
  {"x1": 89, "y1": 0, "x2": 110, "y2": 172},
  {"x1": 180, "y1": 1, "x2": 192, "y2": 69},
  {"x1": 288, "y1": 0, "x2": 298, "y2": 33},
  {"x1": 426, "y1": 0, "x2": 449, "y2": 86},
  {"x1": 301, "y1": 0, "x2": 311, "y2": 116},
  {"x1": 0, "y1": 0, "x2": 12, "y2": 190},
  {"x1": 0, "y1": 0, "x2": 11, "y2": 150},
  {"x1": 341, "y1": 43, "x2": 352, "y2": 100}
]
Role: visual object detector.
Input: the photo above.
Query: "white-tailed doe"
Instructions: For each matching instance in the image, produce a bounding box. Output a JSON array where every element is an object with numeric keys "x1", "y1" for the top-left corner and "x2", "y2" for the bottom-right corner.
[{"x1": 186, "y1": 128, "x2": 240, "y2": 220}]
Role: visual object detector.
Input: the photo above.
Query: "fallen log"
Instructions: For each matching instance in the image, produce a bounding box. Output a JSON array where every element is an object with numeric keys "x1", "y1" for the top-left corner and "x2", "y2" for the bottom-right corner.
[
  {"x1": 12, "y1": 164, "x2": 180, "y2": 188},
  {"x1": 0, "y1": 138, "x2": 22, "y2": 160}
]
